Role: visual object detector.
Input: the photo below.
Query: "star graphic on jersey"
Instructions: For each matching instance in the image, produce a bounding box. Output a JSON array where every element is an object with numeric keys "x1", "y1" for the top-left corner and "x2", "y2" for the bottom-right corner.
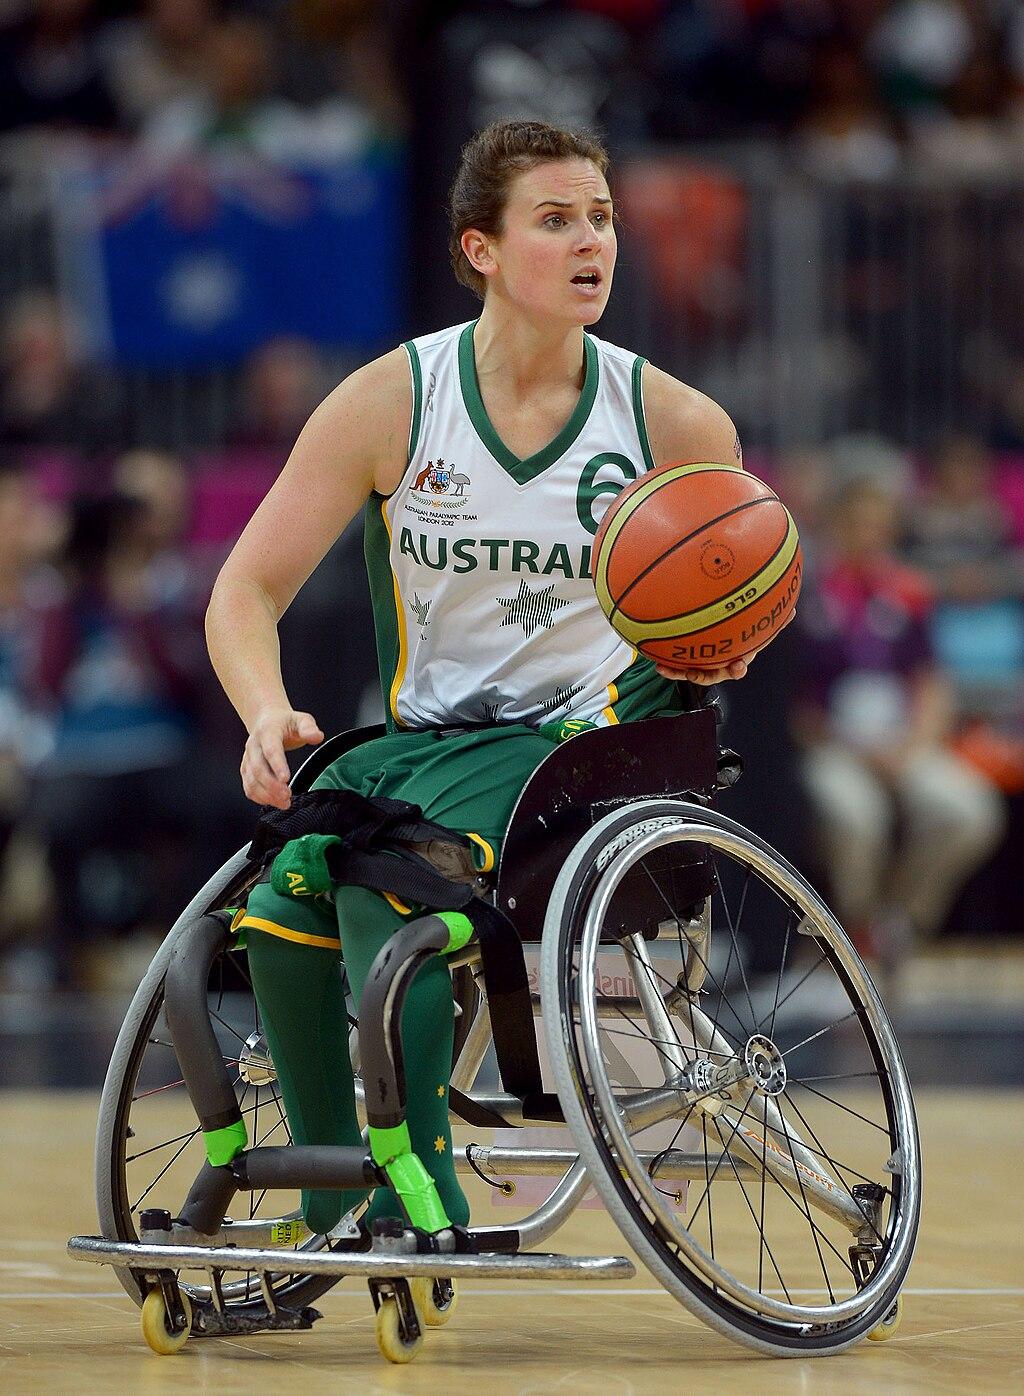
[
  {"x1": 540, "y1": 683, "x2": 585, "y2": 714},
  {"x1": 436, "y1": 1084, "x2": 445, "y2": 1098},
  {"x1": 497, "y1": 580, "x2": 570, "y2": 635},
  {"x1": 434, "y1": 1135, "x2": 446, "y2": 1154}
]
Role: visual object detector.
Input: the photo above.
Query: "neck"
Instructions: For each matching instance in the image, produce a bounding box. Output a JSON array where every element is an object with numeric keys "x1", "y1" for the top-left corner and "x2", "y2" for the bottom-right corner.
[{"x1": 473, "y1": 299, "x2": 586, "y2": 395}]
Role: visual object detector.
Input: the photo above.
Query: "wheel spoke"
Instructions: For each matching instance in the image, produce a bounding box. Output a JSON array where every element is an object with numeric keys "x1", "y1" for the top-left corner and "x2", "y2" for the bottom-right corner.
[
  {"x1": 640, "y1": 862, "x2": 751, "y2": 1045},
  {"x1": 756, "y1": 949, "x2": 828, "y2": 1034},
  {"x1": 711, "y1": 1114, "x2": 791, "y2": 1303},
  {"x1": 786, "y1": 1079, "x2": 890, "y2": 1135},
  {"x1": 780, "y1": 1089, "x2": 887, "y2": 1245},
  {"x1": 131, "y1": 1129, "x2": 200, "y2": 1213},
  {"x1": 210, "y1": 1008, "x2": 249, "y2": 1049},
  {"x1": 711, "y1": 858, "x2": 757, "y2": 1035},
  {"x1": 768, "y1": 908, "x2": 796, "y2": 1041},
  {"x1": 781, "y1": 1010, "x2": 860, "y2": 1061}
]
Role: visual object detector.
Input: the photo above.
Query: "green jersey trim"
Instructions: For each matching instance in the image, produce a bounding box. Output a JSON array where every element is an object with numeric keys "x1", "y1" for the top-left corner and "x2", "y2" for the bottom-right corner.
[
  {"x1": 402, "y1": 340, "x2": 423, "y2": 464},
  {"x1": 632, "y1": 356, "x2": 656, "y2": 472},
  {"x1": 607, "y1": 651, "x2": 687, "y2": 724},
  {"x1": 457, "y1": 321, "x2": 600, "y2": 485},
  {"x1": 363, "y1": 495, "x2": 408, "y2": 731}
]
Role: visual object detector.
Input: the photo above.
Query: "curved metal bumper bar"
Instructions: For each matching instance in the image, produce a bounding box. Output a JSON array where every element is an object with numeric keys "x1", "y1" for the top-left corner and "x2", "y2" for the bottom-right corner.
[{"x1": 67, "y1": 1235, "x2": 635, "y2": 1283}]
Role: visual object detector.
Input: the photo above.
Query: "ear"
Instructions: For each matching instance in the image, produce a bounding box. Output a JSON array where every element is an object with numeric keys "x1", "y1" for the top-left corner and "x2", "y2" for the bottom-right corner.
[{"x1": 461, "y1": 228, "x2": 498, "y2": 280}]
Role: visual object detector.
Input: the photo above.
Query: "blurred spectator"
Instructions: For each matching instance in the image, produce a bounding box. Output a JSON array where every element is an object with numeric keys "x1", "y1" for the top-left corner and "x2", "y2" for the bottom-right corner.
[
  {"x1": 114, "y1": 447, "x2": 200, "y2": 606},
  {"x1": 272, "y1": 0, "x2": 406, "y2": 140},
  {"x1": 0, "y1": 289, "x2": 116, "y2": 453},
  {"x1": 28, "y1": 488, "x2": 208, "y2": 986},
  {"x1": 911, "y1": 50, "x2": 1014, "y2": 174},
  {"x1": 795, "y1": 42, "x2": 901, "y2": 179},
  {"x1": 647, "y1": 0, "x2": 837, "y2": 141},
  {"x1": 228, "y1": 336, "x2": 329, "y2": 455},
  {"x1": 97, "y1": 0, "x2": 214, "y2": 132},
  {"x1": 0, "y1": 459, "x2": 56, "y2": 861},
  {"x1": 868, "y1": 0, "x2": 979, "y2": 121},
  {"x1": 0, "y1": 0, "x2": 119, "y2": 138},
  {"x1": 904, "y1": 436, "x2": 1024, "y2": 782},
  {"x1": 140, "y1": 11, "x2": 378, "y2": 161},
  {"x1": 794, "y1": 476, "x2": 1005, "y2": 968}
]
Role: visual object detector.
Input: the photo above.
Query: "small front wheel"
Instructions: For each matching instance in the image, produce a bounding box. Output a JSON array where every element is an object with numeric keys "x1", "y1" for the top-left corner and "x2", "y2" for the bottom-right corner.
[
  {"x1": 140, "y1": 1287, "x2": 192, "y2": 1355},
  {"x1": 411, "y1": 1276, "x2": 457, "y2": 1326},
  {"x1": 375, "y1": 1295, "x2": 424, "y2": 1363},
  {"x1": 868, "y1": 1295, "x2": 904, "y2": 1341}
]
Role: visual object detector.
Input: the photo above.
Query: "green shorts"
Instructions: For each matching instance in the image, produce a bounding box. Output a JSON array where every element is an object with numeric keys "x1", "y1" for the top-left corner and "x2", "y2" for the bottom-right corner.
[{"x1": 239, "y1": 724, "x2": 556, "y2": 948}]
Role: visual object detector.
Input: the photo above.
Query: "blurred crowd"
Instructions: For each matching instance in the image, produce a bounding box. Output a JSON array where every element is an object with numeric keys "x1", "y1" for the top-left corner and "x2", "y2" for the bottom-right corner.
[
  {"x1": 6, "y1": 2, "x2": 1024, "y2": 173},
  {"x1": 0, "y1": 319, "x2": 381, "y2": 992},
  {"x1": 0, "y1": 0, "x2": 403, "y2": 161}
]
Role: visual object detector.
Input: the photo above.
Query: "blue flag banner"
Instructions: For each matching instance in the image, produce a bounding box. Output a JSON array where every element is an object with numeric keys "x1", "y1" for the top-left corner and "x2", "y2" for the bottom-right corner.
[{"x1": 55, "y1": 151, "x2": 405, "y2": 366}]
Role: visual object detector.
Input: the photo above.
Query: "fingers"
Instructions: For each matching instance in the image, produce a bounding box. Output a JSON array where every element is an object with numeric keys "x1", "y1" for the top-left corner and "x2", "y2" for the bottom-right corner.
[
  {"x1": 283, "y1": 712, "x2": 324, "y2": 751},
  {"x1": 654, "y1": 658, "x2": 748, "y2": 684},
  {"x1": 240, "y1": 708, "x2": 325, "y2": 807},
  {"x1": 241, "y1": 734, "x2": 292, "y2": 809}
]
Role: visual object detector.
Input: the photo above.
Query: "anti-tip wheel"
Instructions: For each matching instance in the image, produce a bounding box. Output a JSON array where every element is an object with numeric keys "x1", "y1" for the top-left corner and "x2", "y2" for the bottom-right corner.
[
  {"x1": 411, "y1": 1276, "x2": 458, "y2": 1326},
  {"x1": 140, "y1": 1287, "x2": 193, "y2": 1355},
  {"x1": 375, "y1": 1295, "x2": 424, "y2": 1364},
  {"x1": 868, "y1": 1295, "x2": 904, "y2": 1341}
]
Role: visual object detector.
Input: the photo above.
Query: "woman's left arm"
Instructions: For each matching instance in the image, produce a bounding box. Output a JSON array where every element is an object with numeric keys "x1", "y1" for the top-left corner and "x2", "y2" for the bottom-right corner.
[{"x1": 639, "y1": 362, "x2": 757, "y2": 686}]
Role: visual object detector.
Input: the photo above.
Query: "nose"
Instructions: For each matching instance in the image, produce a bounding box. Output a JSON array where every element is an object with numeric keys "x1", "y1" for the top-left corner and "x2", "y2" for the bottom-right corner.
[{"x1": 574, "y1": 220, "x2": 598, "y2": 254}]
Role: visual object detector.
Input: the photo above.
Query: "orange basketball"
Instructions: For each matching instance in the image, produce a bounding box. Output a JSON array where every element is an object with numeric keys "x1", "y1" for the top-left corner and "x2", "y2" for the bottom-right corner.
[{"x1": 592, "y1": 460, "x2": 802, "y2": 671}]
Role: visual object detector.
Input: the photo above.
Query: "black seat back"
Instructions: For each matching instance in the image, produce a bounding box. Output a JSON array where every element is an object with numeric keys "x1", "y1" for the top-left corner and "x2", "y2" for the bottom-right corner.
[{"x1": 496, "y1": 707, "x2": 719, "y2": 942}]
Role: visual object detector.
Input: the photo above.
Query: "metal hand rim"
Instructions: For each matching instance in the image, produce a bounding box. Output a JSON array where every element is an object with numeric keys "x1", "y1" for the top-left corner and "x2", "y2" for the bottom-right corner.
[{"x1": 574, "y1": 816, "x2": 920, "y2": 1328}]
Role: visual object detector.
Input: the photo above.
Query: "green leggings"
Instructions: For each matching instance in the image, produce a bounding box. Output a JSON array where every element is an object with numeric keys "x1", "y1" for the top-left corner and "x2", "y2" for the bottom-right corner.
[{"x1": 242, "y1": 725, "x2": 556, "y2": 1234}]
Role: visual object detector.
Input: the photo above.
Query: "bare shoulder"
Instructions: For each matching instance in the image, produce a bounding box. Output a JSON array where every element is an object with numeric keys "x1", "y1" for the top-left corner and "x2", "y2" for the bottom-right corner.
[
  {"x1": 640, "y1": 361, "x2": 742, "y2": 469},
  {"x1": 312, "y1": 345, "x2": 412, "y2": 494}
]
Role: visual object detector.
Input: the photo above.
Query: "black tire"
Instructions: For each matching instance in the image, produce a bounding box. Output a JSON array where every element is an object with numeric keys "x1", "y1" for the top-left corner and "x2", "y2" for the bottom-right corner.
[{"x1": 541, "y1": 800, "x2": 921, "y2": 1356}]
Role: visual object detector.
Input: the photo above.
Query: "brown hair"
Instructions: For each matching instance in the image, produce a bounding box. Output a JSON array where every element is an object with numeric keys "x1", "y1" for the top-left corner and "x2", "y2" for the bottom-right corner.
[{"x1": 448, "y1": 120, "x2": 611, "y2": 300}]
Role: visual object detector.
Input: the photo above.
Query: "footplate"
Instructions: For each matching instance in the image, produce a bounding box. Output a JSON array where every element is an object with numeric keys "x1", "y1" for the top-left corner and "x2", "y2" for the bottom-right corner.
[
  {"x1": 68, "y1": 1235, "x2": 635, "y2": 1282},
  {"x1": 191, "y1": 1302, "x2": 322, "y2": 1338}
]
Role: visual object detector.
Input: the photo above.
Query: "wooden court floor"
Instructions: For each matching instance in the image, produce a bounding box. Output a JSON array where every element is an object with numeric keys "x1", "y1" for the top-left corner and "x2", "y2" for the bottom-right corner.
[{"x1": 1, "y1": 1089, "x2": 1021, "y2": 1394}]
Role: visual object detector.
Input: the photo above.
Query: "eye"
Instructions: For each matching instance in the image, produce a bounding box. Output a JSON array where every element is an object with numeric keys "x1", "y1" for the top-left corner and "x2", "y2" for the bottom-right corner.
[{"x1": 544, "y1": 214, "x2": 565, "y2": 228}]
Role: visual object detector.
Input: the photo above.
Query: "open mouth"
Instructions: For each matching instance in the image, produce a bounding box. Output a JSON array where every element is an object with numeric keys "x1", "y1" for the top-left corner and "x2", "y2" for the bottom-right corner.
[{"x1": 571, "y1": 272, "x2": 601, "y2": 288}]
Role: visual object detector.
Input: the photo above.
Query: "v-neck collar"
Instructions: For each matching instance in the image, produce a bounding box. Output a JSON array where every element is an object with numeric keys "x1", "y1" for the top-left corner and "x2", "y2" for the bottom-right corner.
[{"x1": 457, "y1": 321, "x2": 599, "y2": 486}]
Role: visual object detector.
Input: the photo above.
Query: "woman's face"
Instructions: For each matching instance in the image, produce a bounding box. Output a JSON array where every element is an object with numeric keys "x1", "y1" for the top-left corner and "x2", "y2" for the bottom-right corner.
[{"x1": 466, "y1": 158, "x2": 617, "y2": 325}]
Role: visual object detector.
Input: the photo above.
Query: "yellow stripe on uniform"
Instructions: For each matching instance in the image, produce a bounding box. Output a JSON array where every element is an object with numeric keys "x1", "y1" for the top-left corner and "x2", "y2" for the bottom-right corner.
[
  {"x1": 601, "y1": 680, "x2": 620, "y2": 725},
  {"x1": 379, "y1": 496, "x2": 409, "y2": 727},
  {"x1": 237, "y1": 915, "x2": 341, "y2": 950},
  {"x1": 467, "y1": 832, "x2": 495, "y2": 872},
  {"x1": 592, "y1": 462, "x2": 744, "y2": 618},
  {"x1": 612, "y1": 510, "x2": 800, "y2": 646},
  {"x1": 382, "y1": 890, "x2": 414, "y2": 915}
]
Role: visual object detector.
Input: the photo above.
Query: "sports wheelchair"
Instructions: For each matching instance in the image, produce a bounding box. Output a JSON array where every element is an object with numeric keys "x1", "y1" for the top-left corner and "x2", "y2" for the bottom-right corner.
[{"x1": 69, "y1": 707, "x2": 920, "y2": 1363}]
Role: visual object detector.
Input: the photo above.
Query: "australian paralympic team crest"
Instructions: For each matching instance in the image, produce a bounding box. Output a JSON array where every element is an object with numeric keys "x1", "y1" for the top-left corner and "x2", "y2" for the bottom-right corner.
[{"x1": 407, "y1": 459, "x2": 477, "y2": 524}]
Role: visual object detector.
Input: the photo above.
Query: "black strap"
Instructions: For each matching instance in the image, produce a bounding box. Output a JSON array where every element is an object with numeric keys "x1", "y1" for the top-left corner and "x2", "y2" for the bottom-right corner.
[
  {"x1": 463, "y1": 900, "x2": 544, "y2": 1102},
  {"x1": 327, "y1": 846, "x2": 474, "y2": 911},
  {"x1": 249, "y1": 789, "x2": 470, "y2": 865}
]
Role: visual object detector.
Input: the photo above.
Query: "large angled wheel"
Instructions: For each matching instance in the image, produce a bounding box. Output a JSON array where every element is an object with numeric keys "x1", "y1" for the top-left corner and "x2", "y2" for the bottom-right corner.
[{"x1": 541, "y1": 800, "x2": 921, "y2": 1356}]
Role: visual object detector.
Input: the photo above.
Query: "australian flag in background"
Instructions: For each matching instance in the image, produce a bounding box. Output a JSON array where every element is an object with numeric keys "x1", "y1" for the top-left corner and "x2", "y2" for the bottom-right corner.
[{"x1": 55, "y1": 151, "x2": 405, "y2": 366}]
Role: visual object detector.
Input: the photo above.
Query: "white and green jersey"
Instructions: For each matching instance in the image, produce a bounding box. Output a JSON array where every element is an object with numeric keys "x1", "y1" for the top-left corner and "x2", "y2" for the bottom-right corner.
[{"x1": 363, "y1": 319, "x2": 680, "y2": 731}]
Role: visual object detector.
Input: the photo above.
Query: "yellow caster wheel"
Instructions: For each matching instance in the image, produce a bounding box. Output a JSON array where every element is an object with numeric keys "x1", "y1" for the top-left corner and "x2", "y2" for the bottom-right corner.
[
  {"x1": 141, "y1": 1287, "x2": 193, "y2": 1355},
  {"x1": 375, "y1": 1295, "x2": 424, "y2": 1364},
  {"x1": 868, "y1": 1295, "x2": 904, "y2": 1341},
  {"x1": 411, "y1": 1277, "x2": 457, "y2": 1327}
]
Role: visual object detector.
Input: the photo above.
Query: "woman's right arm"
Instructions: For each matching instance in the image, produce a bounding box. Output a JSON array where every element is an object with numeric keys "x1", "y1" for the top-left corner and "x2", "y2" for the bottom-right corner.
[{"x1": 205, "y1": 347, "x2": 410, "y2": 808}]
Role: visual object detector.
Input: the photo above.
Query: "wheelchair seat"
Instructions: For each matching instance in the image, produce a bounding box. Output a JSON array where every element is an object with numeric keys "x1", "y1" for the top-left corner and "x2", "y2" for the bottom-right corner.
[{"x1": 289, "y1": 706, "x2": 720, "y2": 942}]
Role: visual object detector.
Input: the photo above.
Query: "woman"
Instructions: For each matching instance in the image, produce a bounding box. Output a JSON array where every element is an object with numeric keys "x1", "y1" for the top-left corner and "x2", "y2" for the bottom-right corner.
[{"x1": 205, "y1": 120, "x2": 750, "y2": 1237}]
